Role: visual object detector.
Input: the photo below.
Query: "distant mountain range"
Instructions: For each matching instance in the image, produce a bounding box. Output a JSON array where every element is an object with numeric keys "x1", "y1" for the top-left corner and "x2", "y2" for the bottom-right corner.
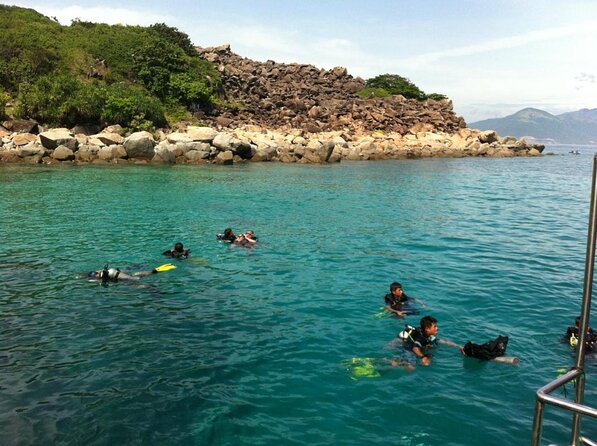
[{"x1": 469, "y1": 108, "x2": 597, "y2": 145}]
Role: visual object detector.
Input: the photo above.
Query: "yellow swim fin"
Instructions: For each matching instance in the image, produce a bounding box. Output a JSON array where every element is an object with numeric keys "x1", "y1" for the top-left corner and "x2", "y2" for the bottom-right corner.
[{"x1": 154, "y1": 263, "x2": 177, "y2": 272}]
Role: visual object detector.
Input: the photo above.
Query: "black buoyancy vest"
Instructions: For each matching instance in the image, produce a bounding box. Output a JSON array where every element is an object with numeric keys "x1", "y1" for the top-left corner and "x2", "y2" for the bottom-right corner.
[{"x1": 463, "y1": 335, "x2": 509, "y2": 360}]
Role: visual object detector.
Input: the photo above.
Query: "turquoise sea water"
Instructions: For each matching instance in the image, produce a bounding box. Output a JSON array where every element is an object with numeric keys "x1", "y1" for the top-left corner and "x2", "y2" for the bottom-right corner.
[{"x1": 2, "y1": 146, "x2": 597, "y2": 445}]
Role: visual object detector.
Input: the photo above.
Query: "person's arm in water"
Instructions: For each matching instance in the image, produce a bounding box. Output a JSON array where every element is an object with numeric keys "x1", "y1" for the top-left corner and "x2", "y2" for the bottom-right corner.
[
  {"x1": 133, "y1": 269, "x2": 157, "y2": 278},
  {"x1": 438, "y1": 339, "x2": 465, "y2": 354},
  {"x1": 384, "y1": 304, "x2": 406, "y2": 318},
  {"x1": 411, "y1": 345, "x2": 432, "y2": 366},
  {"x1": 384, "y1": 294, "x2": 406, "y2": 317},
  {"x1": 410, "y1": 296, "x2": 427, "y2": 308}
]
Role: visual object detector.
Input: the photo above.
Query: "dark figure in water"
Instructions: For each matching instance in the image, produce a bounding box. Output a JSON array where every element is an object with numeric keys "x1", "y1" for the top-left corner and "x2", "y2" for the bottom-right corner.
[
  {"x1": 384, "y1": 282, "x2": 423, "y2": 318},
  {"x1": 564, "y1": 316, "x2": 597, "y2": 352},
  {"x1": 163, "y1": 242, "x2": 190, "y2": 259},
  {"x1": 401, "y1": 315, "x2": 462, "y2": 366},
  {"x1": 217, "y1": 228, "x2": 236, "y2": 243},
  {"x1": 86, "y1": 266, "x2": 156, "y2": 282}
]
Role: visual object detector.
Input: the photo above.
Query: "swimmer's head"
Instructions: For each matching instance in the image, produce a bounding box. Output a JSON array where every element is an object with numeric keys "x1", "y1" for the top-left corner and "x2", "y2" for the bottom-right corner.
[{"x1": 174, "y1": 242, "x2": 184, "y2": 252}]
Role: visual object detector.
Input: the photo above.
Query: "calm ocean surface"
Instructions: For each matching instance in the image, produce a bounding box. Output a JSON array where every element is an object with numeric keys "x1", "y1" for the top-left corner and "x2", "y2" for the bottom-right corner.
[{"x1": 2, "y1": 145, "x2": 597, "y2": 445}]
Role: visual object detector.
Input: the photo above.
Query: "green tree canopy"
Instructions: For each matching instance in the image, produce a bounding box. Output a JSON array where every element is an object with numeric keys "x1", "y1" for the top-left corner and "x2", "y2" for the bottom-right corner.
[
  {"x1": 359, "y1": 73, "x2": 448, "y2": 101},
  {"x1": 0, "y1": 5, "x2": 222, "y2": 131}
]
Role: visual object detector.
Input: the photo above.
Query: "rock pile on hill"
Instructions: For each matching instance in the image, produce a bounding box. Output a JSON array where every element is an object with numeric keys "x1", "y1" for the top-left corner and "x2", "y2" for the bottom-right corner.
[{"x1": 197, "y1": 44, "x2": 467, "y2": 136}]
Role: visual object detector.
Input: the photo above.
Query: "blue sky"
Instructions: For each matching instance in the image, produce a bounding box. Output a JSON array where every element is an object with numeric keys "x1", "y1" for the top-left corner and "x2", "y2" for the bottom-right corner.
[{"x1": 5, "y1": 0, "x2": 597, "y2": 122}]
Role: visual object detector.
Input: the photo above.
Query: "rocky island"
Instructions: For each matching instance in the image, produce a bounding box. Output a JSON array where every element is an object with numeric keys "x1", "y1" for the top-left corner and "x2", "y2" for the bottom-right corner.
[{"x1": 0, "y1": 15, "x2": 543, "y2": 165}]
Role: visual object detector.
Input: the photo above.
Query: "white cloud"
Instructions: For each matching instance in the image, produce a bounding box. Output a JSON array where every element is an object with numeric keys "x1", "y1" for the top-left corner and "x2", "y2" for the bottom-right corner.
[
  {"x1": 11, "y1": 3, "x2": 172, "y2": 26},
  {"x1": 400, "y1": 22, "x2": 596, "y2": 68}
]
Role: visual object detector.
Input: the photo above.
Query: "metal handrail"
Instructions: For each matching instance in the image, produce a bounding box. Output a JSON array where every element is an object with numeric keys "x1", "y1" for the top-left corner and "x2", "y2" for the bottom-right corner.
[{"x1": 531, "y1": 153, "x2": 597, "y2": 446}]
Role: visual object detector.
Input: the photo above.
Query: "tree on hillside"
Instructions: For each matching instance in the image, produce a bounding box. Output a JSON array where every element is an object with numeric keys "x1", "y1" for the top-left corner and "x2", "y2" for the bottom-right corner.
[
  {"x1": 359, "y1": 74, "x2": 447, "y2": 101},
  {"x1": 366, "y1": 74, "x2": 426, "y2": 99}
]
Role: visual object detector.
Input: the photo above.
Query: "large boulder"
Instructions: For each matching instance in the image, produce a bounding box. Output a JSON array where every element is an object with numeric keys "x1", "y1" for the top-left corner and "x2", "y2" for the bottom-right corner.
[
  {"x1": 75, "y1": 145, "x2": 99, "y2": 162},
  {"x1": 251, "y1": 145, "x2": 277, "y2": 162},
  {"x1": 212, "y1": 132, "x2": 236, "y2": 150},
  {"x1": 214, "y1": 150, "x2": 234, "y2": 165},
  {"x1": 152, "y1": 146, "x2": 176, "y2": 164},
  {"x1": 167, "y1": 132, "x2": 193, "y2": 144},
  {"x1": 3, "y1": 119, "x2": 39, "y2": 134},
  {"x1": 39, "y1": 128, "x2": 78, "y2": 150},
  {"x1": 13, "y1": 133, "x2": 37, "y2": 146},
  {"x1": 93, "y1": 132, "x2": 125, "y2": 146},
  {"x1": 187, "y1": 126, "x2": 218, "y2": 142},
  {"x1": 479, "y1": 130, "x2": 499, "y2": 144},
  {"x1": 52, "y1": 145, "x2": 75, "y2": 161},
  {"x1": 232, "y1": 141, "x2": 255, "y2": 159},
  {"x1": 123, "y1": 131, "x2": 155, "y2": 159},
  {"x1": 97, "y1": 145, "x2": 127, "y2": 161},
  {"x1": 17, "y1": 143, "x2": 45, "y2": 158},
  {"x1": 185, "y1": 149, "x2": 211, "y2": 162},
  {"x1": 72, "y1": 124, "x2": 101, "y2": 135}
]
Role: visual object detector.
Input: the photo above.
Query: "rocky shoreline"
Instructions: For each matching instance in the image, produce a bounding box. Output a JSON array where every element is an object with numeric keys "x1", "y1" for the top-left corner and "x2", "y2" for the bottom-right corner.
[
  {"x1": 0, "y1": 122, "x2": 543, "y2": 165},
  {"x1": 0, "y1": 44, "x2": 544, "y2": 165}
]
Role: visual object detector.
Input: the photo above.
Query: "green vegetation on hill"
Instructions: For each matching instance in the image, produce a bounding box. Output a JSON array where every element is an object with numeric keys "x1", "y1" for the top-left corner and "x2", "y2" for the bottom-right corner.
[
  {"x1": 0, "y1": 5, "x2": 221, "y2": 131},
  {"x1": 357, "y1": 74, "x2": 447, "y2": 101}
]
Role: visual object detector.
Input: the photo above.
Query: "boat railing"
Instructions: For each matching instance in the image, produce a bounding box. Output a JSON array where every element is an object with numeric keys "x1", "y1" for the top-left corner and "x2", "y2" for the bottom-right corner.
[{"x1": 531, "y1": 154, "x2": 597, "y2": 445}]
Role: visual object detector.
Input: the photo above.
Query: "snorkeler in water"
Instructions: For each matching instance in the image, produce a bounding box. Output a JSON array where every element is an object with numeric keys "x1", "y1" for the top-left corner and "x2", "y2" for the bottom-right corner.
[
  {"x1": 401, "y1": 315, "x2": 462, "y2": 366},
  {"x1": 564, "y1": 316, "x2": 597, "y2": 352},
  {"x1": 86, "y1": 265, "x2": 156, "y2": 283},
  {"x1": 383, "y1": 282, "x2": 423, "y2": 318},
  {"x1": 217, "y1": 228, "x2": 236, "y2": 243},
  {"x1": 84, "y1": 263, "x2": 176, "y2": 283},
  {"x1": 163, "y1": 242, "x2": 190, "y2": 259}
]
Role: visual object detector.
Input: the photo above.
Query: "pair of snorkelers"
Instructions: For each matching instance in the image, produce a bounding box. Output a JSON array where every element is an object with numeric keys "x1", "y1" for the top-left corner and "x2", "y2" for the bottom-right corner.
[
  {"x1": 217, "y1": 228, "x2": 258, "y2": 246},
  {"x1": 381, "y1": 282, "x2": 513, "y2": 368}
]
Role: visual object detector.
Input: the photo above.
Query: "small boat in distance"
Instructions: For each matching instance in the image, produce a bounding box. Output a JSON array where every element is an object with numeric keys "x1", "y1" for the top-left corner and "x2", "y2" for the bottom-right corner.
[{"x1": 569, "y1": 149, "x2": 580, "y2": 155}]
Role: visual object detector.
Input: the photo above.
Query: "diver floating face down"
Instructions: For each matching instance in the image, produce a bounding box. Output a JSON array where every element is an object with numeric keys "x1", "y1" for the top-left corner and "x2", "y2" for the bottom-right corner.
[{"x1": 86, "y1": 267, "x2": 140, "y2": 282}]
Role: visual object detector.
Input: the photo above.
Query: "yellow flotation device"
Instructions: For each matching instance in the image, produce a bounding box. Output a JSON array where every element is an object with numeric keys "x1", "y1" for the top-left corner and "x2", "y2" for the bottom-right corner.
[
  {"x1": 154, "y1": 263, "x2": 177, "y2": 272},
  {"x1": 345, "y1": 357, "x2": 381, "y2": 380}
]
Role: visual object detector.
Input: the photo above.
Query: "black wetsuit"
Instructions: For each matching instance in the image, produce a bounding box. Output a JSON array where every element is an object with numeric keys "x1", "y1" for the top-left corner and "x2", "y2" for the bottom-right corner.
[
  {"x1": 163, "y1": 249, "x2": 189, "y2": 259},
  {"x1": 384, "y1": 292, "x2": 409, "y2": 310},
  {"x1": 564, "y1": 326, "x2": 597, "y2": 352},
  {"x1": 403, "y1": 327, "x2": 437, "y2": 354}
]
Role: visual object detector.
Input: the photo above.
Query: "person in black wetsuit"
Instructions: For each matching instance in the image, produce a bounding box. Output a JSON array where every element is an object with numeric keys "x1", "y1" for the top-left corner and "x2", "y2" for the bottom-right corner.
[
  {"x1": 402, "y1": 315, "x2": 462, "y2": 366},
  {"x1": 217, "y1": 228, "x2": 236, "y2": 243},
  {"x1": 384, "y1": 282, "x2": 422, "y2": 318},
  {"x1": 163, "y1": 242, "x2": 190, "y2": 259},
  {"x1": 86, "y1": 266, "x2": 156, "y2": 282},
  {"x1": 564, "y1": 316, "x2": 597, "y2": 352}
]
